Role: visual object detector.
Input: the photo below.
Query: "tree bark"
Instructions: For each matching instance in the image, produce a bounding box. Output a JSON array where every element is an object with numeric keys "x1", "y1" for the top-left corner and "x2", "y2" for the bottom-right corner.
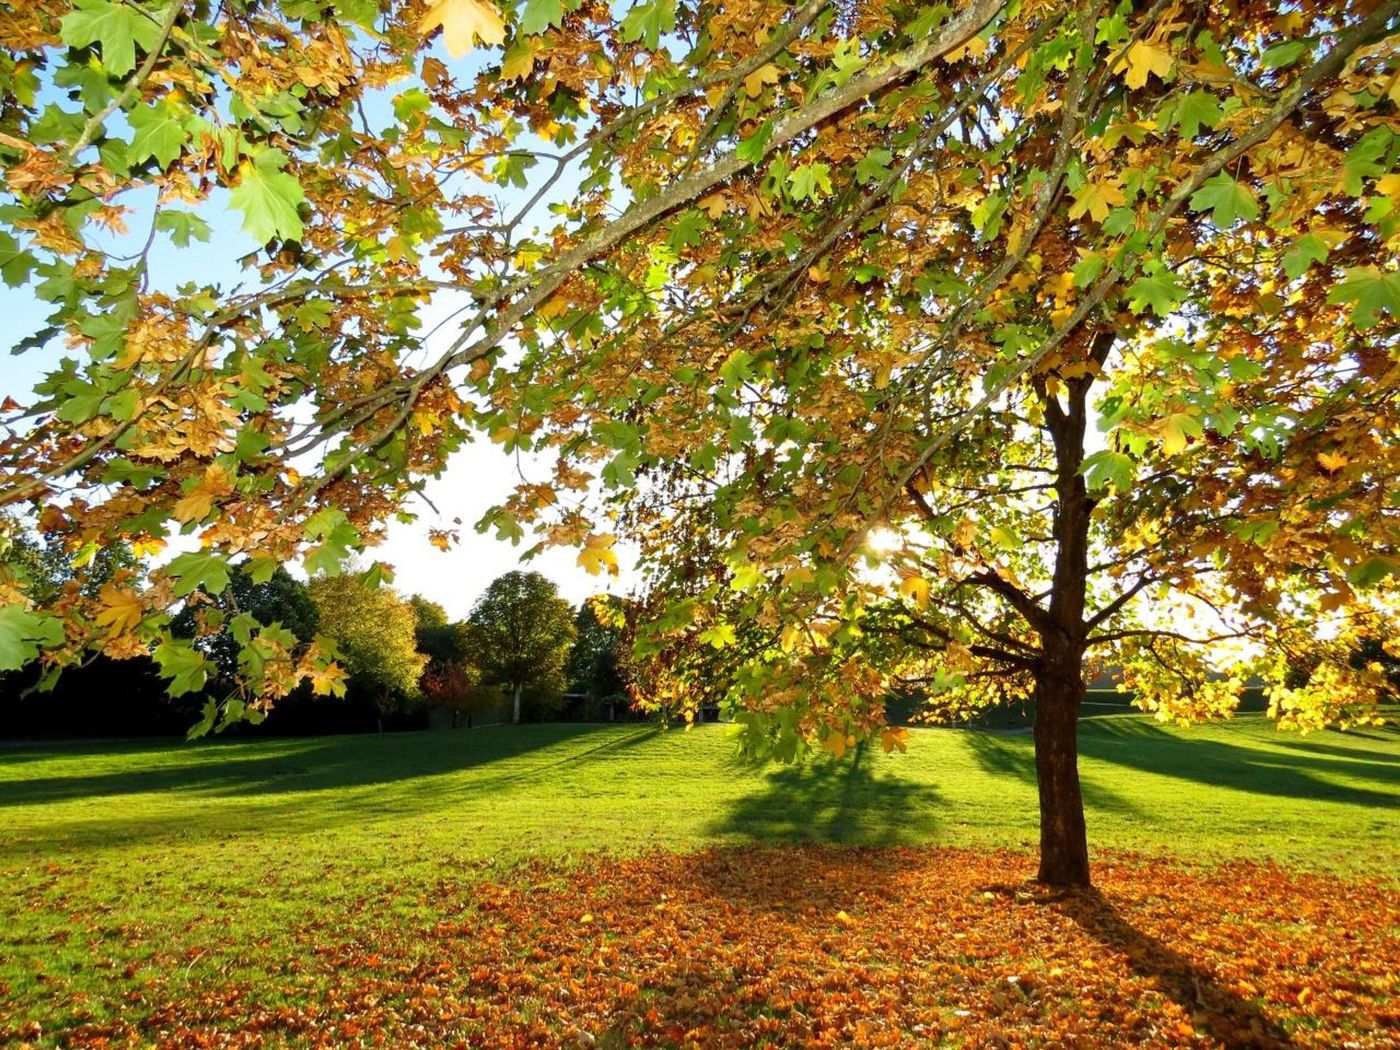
[
  {"x1": 1030, "y1": 342, "x2": 1111, "y2": 888},
  {"x1": 1033, "y1": 654, "x2": 1090, "y2": 886},
  {"x1": 512, "y1": 682, "x2": 522, "y2": 725}
]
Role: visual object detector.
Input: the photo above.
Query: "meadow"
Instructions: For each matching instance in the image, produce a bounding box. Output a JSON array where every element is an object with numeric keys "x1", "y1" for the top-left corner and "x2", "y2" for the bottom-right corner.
[{"x1": 2, "y1": 716, "x2": 1397, "y2": 1047}]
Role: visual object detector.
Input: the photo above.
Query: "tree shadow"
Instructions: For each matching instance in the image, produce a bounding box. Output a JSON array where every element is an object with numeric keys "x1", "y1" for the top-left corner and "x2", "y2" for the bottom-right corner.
[
  {"x1": 1076, "y1": 720, "x2": 1399, "y2": 808},
  {"x1": 1051, "y1": 887, "x2": 1296, "y2": 1049},
  {"x1": 960, "y1": 729, "x2": 1146, "y2": 815},
  {"x1": 707, "y1": 742, "x2": 943, "y2": 850},
  {"x1": 0, "y1": 724, "x2": 649, "y2": 808}
]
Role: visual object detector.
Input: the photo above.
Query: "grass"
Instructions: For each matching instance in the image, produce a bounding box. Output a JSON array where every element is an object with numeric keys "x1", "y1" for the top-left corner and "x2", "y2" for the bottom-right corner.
[{"x1": 1, "y1": 715, "x2": 1397, "y2": 1043}]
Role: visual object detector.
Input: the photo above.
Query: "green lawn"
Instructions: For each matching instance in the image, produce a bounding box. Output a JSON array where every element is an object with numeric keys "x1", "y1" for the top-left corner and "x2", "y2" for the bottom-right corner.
[{"x1": 1, "y1": 715, "x2": 1397, "y2": 1042}]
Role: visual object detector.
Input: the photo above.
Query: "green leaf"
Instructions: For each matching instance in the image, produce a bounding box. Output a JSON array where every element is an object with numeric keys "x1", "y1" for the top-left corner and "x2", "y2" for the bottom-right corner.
[
  {"x1": 854, "y1": 147, "x2": 894, "y2": 185},
  {"x1": 1072, "y1": 252, "x2": 1105, "y2": 289},
  {"x1": 1347, "y1": 556, "x2": 1400, "y2": 588},
  {"x1": 1081, "y1": 449, "x2": 1135, "y2": 494},
  {"x1": 1342, "y1": 129, "x2": 1391, "y2": 196},
  {"x1": 1326, "y1": 267, "x2": 1400, "y2": 329},
  {"x1": 1188, "y1": 172, "x2": 1259, "y2": 228},
  {"x1": 1281, "y1": 234, "x2": 1330, "y2": 281},
  {"x1": 0, "y1": 231, "x2": 36, "y2": 287},
  {"x1": 0, "y1": 605, "x2": 65, "y2": 671},
  {"x1": 519, "y1": 0, "x2": 564, "y2": 35},
  {"x1": 1260, "y1": 40, "x2": 1309, "y2": 69},
  {"x1": 60, "y1": 0, "x2": 173, "y2": 77},
  {"x1": 154, "y1": 209, "x2": 212, "y2": 248},
  {"x1": 154, "y1": 639, "x2": 210, "y2": 697},
  {"x1": 128, "y1": 99, "x2": 188, "y2": 168},
  {"x1": 229, "y1": 148, "x2": 306, "y2": 244},
  {"x1": 1170, "y1": 90, "x2": 1222, "y2": 140},
  {"x1": 166, "y1": 550, "x2": 232, "y2": 597},
  {"x1": 187, "y1": 698, "x2": 218, "y2": 740},
  {"x1": 788, "y1": 162, "x2": 833, "y2": 201},
  {"x1": 619, "y1": 0, "x2": 676, "y2": 48},
  {"x1": 1126, "y1": 269, "x2": 1187, "y2": 317},
  {"x1": 668, "y1": 209, "x2": 707, "y2": 251}
]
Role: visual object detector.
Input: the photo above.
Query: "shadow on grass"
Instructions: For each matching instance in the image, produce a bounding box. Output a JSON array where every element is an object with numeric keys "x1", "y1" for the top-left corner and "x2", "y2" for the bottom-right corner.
[
  {"x1": 1077, "y1": 720, "x2": 1399, "y2": 808},
  {"x1": 0, "y1": 725, "x2": 661, "y2": 855},
  {"x1": 959, "y1": 731, "x2": 1145, "y2": 816},
  {"x1": 0, "y1": 724, "x2": 649, "y2": 808},
  {"x1": 1053, "y1": 888, "x2": 1295, "y2": 1049},
  {"x1": 709, "y1": 741, "x2": 943, "y2": 848}
]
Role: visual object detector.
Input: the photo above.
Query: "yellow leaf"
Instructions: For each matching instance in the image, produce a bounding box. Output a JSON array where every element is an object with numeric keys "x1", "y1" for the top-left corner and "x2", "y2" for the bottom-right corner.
[
  {"x1": 95, "y1": 585, "x2": 143, "y2": 635},
  {"x1": 577, "y1": 533, "x2": 619, "y2": 576},
  {"x1": 834, "y1": 910, "x2": 854, "y2": 927},
  {"x1": 743, "y1": 63, "x2": 780, "y2": 98},
  {"x1": 699, "y1": 193, "x2": 727, "y2": 219},
  {"x1": 309, "y1": 661, "x2": 348, "y2": 697},
  {"x1": 1376, "y1": 174, "x2": 1400, "y2": 200},
  {"x1": 419, "y1": 0, "x2": 506, "y2": 58},
  {"x1": 779, "y1": 623, "x2": 803, "y2": 652},
  {"x1": 1068, "y1": 180, "x2": 1125, "y2": 224},
  {"x1": 880, "y1": 727, "x2": 908, "y2": 754},
  {"x1": 899, "y1": 575, "x2": 930, "y2": 608},
  {"x1": 821, "y1": 727, "x2": 849, "y2": 759},
  {"x1": 173, "y1": 464, "x2": 233, "y2": 524},
  {"x1": 1116, "y1": 40, "x2": 1174, "y2": 90},
  {"x1": 1317, "y1": 451, "x2": 1348, "y2": 472},
  {"x1": 132, "y1": 537, "x2": 166, "y2": 558}
]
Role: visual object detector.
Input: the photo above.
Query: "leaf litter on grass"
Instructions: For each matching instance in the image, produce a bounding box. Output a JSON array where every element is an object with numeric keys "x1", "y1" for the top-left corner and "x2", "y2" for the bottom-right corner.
[{"x1": 4, "y1": 845, "x2": 1396, "y2": 1049}]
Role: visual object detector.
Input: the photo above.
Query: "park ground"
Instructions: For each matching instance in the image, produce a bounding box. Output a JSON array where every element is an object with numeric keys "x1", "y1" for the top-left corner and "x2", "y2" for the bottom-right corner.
[{"x1": 0, "y1": 715, "x2": 1397, "y2": 1047}]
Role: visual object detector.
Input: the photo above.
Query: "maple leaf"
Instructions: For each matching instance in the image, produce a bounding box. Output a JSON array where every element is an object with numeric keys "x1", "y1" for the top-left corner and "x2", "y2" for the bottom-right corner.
[
  {"x1": 419, "y1": 0, "x2": 506, "y2": 58},
  {"x1": 1116, "y1": 40, "x2": 1174, "y2": 89},
  {"x1": 1188, "y1": 172, "x2": 1260, "y2": 228},
  {"x1": 1068, "y1": 180, "x2": 1125, "y2": 224},
  {"x1": 94, "y1": 585, "x2": 144, "y2": 635},
  {"x1": 229, "y1": 149, "x2": 305, "y2": 244},
  {"x1": 1327, "y1": 267, "x2": 1400, "y2": 329},
  {"x1": 744, "y1": 63, "x2": 781, "y2": 98},
  {"x1": 880, "y1": 727, "x2": 909, "y2": 754},
  {"x1": 577, "y1": 533, "x2": 619, "y2": 576},
  {"x1": 821, "y1": 727, "x2": 852, "y2": 758},
  {"x1": 899, "y1": 576, "x2": 931, "y2": 608},
  {"x1": 172, "y1": 464, "x2": 233, "y2": 524},
  {"x1": 1317, "y1": 451, "x2": 1349, "y2": 473}
]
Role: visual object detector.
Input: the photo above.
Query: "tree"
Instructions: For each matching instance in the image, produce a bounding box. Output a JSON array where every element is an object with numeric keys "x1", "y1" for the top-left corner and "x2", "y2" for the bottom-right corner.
[
  {"x1": 308, "y1": 573, "x2": 425, "y2": 731},
  {"x1": 409, "y1": 594, "x2": 500, "y2": 725},
  {"x1": 468, "y1": 571, "x2": 576, "y2": 724},
  {"x1": 3, "y1": 2, "x2": 1400, "y2": 885},
  {"x1": 566, "y1": 596, "x2": 637, "y2": 717}
]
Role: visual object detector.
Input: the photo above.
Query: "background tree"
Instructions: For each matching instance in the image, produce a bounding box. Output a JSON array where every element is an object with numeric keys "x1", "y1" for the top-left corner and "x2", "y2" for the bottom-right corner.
[
  {"x1": 566, "y1": 595, "x2": 637, "y2": 718},
  {"x1": 468, "y1": 571, "x2": 576, "y2": 724},
  {"x1": 309, "y1": 573, "x2": 425, "y2": 732},
  {"x1": 410, "y1": 594, "x2": 501, "y2": 726}
]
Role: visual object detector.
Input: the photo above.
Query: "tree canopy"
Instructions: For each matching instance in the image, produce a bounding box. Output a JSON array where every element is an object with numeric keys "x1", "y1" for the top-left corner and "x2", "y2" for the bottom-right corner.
[
  {"x1": 4, "y1": 0, "x2": 1400, "y2": 882},
  {"x1": 308, "y1": 572, "x2": 423, "y2": 723},
  {"x1": 467, "y1": 569, "x2": 576, "y2": 722}
]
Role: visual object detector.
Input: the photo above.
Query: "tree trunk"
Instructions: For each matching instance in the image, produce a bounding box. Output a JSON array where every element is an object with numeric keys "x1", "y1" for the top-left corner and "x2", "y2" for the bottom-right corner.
[
  {"x1": 1032, "y1": 343, "x2": 1111, "y2": 888},
  {"x1": 512, "y1": 682, "x2": 522, "y2": 724},
  {"x1": 1033, "y1": 656, "x2": 1090, "y2": 887}
]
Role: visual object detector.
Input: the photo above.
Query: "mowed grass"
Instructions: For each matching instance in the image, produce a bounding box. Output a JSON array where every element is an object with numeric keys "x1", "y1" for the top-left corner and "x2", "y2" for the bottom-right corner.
[{"x1": 1, "y1": 715, "x2": 1397, "y2": 1043}]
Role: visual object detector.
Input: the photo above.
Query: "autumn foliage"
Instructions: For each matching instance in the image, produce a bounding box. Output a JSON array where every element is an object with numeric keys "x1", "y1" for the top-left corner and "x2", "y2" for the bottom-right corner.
[{"x1": 7, "y1": 846, "x2": 1395, "y2": 1049}]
